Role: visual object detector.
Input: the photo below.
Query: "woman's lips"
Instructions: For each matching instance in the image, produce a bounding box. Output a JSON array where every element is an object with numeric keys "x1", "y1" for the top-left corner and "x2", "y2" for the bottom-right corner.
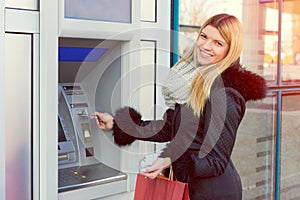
[{"x1": 199, "y1": 50, "x2": 212, "y2": 58}]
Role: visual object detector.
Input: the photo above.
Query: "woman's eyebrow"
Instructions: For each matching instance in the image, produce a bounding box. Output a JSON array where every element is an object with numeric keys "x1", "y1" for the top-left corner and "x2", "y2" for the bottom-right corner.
[{"x1": 201, "y1": 29, "x2": 227, "y2": 44}]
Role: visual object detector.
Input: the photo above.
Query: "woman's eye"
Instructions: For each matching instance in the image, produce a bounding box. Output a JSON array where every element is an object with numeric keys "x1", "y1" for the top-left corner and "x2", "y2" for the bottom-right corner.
[
  {"x1": 200, "y1": 34, "x2": 206, "y2": 39},
  {"x1": 216, "y1": 41, "x2": 223, "y2": 46}
]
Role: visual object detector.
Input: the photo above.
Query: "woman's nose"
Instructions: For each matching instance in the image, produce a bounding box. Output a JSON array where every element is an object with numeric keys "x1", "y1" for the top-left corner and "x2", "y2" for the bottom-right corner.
[{"x1": 202, "y1": 40, "x2": 212, "y2": 50}]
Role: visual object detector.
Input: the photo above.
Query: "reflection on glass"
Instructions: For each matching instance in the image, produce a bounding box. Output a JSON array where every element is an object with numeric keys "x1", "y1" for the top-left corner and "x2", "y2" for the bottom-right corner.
[
  {"x1": 281, "y1": 1, "x2": 300, "y2": 83},
  {"x1": 231, "y1": 95, "x2": 276, "y2": 199},
  {"x1": 259, "y1": 2, "x2": 279, "y2": 83},
  {"x1": 281, "y1": 92, "x2": 300, "y2": 199}
]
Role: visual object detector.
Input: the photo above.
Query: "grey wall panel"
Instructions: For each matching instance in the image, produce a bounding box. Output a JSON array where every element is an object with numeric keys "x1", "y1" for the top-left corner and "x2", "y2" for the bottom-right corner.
[{"x1": 5, "y1": 33, "x2": 32, "y2": 200}]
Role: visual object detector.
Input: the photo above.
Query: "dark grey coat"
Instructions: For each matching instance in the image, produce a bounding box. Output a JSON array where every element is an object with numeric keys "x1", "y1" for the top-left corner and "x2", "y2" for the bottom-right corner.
[{"x1": 112, "y1": 61, "x2": 266, "y2": 200}]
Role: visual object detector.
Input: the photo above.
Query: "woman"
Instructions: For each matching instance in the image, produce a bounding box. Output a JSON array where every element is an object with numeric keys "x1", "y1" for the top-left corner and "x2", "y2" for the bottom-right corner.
[{"x1": 93, "y1": 13, "x2": 266, "y2": 200}]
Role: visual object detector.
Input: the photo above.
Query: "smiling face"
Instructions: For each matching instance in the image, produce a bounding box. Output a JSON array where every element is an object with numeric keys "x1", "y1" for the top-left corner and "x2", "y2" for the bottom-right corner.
[{"x1": 196, "y1": 25, "x2": 229, "y2": 66}]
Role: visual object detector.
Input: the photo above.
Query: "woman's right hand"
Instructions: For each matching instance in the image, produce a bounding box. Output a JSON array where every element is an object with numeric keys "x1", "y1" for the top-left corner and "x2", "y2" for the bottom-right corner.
[
  {"x1": 140, "y1": 157, "x2": 172, "y2": 179},
  {"x1": 92, "y1": 112, "x2": 114, "y2": 130}
]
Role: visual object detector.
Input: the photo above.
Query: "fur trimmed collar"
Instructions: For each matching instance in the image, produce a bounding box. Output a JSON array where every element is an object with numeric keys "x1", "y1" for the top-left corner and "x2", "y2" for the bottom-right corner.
[{"x1": 221, "y1": 60, "x2": 267, "y2": 101}]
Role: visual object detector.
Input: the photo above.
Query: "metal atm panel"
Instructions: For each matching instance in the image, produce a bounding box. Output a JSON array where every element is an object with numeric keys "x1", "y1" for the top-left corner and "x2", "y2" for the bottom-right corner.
[{"x1": 5, "y1": 33, "x2": 32, "y2": 200}]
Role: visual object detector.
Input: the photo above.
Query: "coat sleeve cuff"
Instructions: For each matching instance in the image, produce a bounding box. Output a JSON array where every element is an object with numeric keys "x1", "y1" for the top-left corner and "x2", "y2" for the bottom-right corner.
[{"x1": 112, "y1": 106, "x2": 142, "y2": 146}]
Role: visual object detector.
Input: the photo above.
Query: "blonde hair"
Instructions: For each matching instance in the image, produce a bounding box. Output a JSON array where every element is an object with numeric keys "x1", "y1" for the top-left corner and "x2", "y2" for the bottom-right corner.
[{"x1": 175, "y1": 13, "x2": 243, "y2": 116}]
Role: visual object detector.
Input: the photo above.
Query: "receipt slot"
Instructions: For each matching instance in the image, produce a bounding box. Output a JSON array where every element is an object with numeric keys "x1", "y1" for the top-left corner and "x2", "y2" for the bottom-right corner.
[{"x1": 58, "y1": 38, "x2": 128, "y2": 200}]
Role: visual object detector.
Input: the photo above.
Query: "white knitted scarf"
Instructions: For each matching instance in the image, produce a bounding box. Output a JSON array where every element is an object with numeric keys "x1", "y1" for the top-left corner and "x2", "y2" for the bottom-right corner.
[{"x1": 162, "y1": 62, "x2": 199, "y2": 109}]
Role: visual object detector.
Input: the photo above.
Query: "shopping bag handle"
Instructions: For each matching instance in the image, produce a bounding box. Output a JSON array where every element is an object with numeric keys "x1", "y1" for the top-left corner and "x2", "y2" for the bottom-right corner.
[{"x1": 157, "y1": 166, "x2": 174, "y2": 181}]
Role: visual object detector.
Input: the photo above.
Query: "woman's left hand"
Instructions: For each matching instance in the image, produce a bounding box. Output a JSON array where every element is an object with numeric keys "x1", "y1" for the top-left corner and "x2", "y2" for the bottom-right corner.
[{"x1": 141, "y1": 157, "x2": 171, "y2": 179}]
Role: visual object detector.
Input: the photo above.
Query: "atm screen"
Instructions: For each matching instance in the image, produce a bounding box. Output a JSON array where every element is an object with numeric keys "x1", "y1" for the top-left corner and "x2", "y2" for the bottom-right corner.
[{"x1": 58, "y1": 117, "x2": 67, "y2": 142}]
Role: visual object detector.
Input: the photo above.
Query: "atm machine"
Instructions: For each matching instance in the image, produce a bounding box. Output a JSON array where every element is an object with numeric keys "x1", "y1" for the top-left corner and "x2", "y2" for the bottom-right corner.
[
  {"x1": 58, "y1": 82, "x2": 127, "y2": 192},
  {"x1": 57, "y1": 38, "x2": 131, "y2": 199},
  {"x1": 55, "y1": 0, "x2": 171, "y2": 199}
]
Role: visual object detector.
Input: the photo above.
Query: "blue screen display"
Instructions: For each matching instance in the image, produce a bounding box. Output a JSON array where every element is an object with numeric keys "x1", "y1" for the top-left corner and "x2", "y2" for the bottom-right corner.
[{"x1": 59, "y1": 47, "x2": 108, "y2": 62}]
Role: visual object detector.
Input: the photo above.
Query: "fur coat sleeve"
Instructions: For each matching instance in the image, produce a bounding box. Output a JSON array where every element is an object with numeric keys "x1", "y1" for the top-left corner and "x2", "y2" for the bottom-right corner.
[{"x1": 112, "y1": 107, "x2": 174, "y2": 146}]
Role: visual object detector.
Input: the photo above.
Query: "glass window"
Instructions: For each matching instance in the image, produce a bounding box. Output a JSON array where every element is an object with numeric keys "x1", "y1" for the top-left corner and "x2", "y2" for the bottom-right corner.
[
  {"x1": 232, "y1": 96, "x2": 276, "y2": 199},
  {"x1": 282, "y1": 1, "x2": 300, "y2": 83},
  {"x1": 280, "y1": 91, "x2": 300, "y2": 199},
  {"x1": 260, "y1": 3, "x2": 279, "y2": 83}
]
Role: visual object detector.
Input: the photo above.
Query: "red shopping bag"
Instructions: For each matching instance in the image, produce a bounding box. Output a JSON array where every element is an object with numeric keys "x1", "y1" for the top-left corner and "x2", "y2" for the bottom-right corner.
[{"x1": 134, "y1": 173, "x2": 189, "y2": 200}]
